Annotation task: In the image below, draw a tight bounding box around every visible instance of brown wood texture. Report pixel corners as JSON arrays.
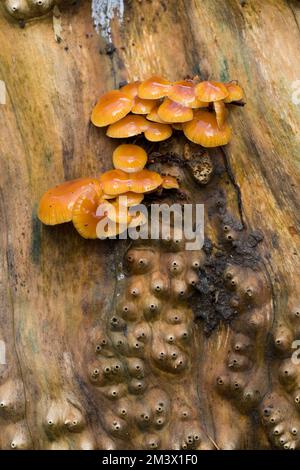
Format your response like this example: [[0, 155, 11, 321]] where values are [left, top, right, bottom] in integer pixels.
[[0, 0, 299, 450]]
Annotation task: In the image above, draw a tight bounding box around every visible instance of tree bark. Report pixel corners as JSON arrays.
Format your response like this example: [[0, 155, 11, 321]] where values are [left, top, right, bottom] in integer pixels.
[[0, 0, 299, 450]]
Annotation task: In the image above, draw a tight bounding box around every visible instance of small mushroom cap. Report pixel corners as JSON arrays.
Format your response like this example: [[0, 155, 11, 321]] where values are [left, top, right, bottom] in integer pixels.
[[106, 115, 149, 138], [100, 169, 162, 195], [121, 81, 157, 113], [161, 175, 179, 189], [183, 110, 231, 147], [112, 144, 147, 173], [157, 98, 193, 123], [168, 80, 207, 108], [132, 98, 157, 115], [38, 178, 102, 225], [144, 122, 172, 142], [130, 169, 163, 193], [99, 169, 131, 195], [224, 82, 244, 103], [121, 81, 141, 98], [147, 105, 171, 124], [195, 81, 229, 102], [118, 192, 144, 207], [72, 186, 104, 239], [91, 90, 133, 127], [213, 100, 228, 128], [138, 75, 172, 99]]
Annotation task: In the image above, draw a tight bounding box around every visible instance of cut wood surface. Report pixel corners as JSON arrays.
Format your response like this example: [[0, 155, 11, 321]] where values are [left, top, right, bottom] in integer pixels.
[[0, 0, 299, 449]]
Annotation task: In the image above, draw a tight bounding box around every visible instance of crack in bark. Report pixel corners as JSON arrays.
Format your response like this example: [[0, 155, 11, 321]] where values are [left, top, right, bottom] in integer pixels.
[[221, 147, 246, 230]]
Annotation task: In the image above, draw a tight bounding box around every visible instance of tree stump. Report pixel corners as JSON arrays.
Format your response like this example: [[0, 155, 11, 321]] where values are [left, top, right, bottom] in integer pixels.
[[0, 0, 299, 450]]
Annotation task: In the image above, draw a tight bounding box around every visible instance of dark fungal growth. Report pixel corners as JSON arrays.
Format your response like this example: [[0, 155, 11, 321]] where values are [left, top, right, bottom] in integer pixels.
[[190, 214, 264, 334]]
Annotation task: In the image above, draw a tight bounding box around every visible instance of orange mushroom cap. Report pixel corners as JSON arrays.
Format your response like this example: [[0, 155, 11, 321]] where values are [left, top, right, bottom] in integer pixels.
[[168, 80, 207, 108], [112, 144, 147, 173], [147, 105, 170, 124], [91, 90, 133, 127], [161, 175, 179, 189], [224, 82, 244, 103], [106, 114, 149, 138], [121, 81, 157, 114], [99, 169, 163, 195], [157, 98, 193, 123], [118, 192, 144, 207], [132, 97, 157, 115], [99, 169, 130, 195], [121, 81, 141, 98], [38, 178, 102, 225], [131, 170, 163, 193], [121, 81, 157, 113], [144, 122, 172, 142], [72, 186, 104, 239], [195, 81, 229, 102], [182, 110, 231, 147], [213, 100, 228, 128], [138, 75, 172, 100]]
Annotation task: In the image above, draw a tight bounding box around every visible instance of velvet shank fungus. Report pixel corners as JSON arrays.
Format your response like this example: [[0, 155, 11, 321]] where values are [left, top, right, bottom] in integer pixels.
[[146, 105, 172, 124], [121, 81, 157, 114], [91, 76, 243, 147], [224, 82, 244, 103], [91, 90, 133, 127], [112, 144, 147, 173], [138, 75, 172, 100], [99, 169, 163, 195], [168, 80, 206, 108], [183, 110, 231, 147], [106, 115, 149, 138], [118, 192, 144, 207], [38, 178, 102, 225], [72, 186, 104, 239], [157, 98, 193, 123], [38, 75, 244, 240], [161, 175, 180, 189], [213, 100, 228, 128], [120, 81, 141, 98], [144, 122, 172, 142], [195, 80, 229, 103]]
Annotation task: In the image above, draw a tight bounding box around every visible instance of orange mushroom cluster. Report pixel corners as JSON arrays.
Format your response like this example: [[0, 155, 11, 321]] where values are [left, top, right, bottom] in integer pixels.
[[91, 76, 243, 147], [38, 144, 179, 239]]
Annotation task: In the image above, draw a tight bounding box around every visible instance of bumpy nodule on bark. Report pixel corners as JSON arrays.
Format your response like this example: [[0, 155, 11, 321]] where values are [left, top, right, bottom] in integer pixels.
[[79, 141, 274, 450], [3, 0, 75, 21]]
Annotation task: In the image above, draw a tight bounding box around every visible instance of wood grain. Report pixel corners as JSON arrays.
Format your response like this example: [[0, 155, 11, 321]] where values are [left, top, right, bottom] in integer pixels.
[[0, 0, 299, 449]]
